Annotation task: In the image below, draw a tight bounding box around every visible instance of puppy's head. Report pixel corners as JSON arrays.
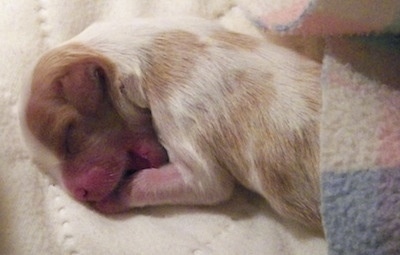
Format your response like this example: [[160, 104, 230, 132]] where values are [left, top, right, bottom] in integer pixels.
[[20, 43, 168, 205]]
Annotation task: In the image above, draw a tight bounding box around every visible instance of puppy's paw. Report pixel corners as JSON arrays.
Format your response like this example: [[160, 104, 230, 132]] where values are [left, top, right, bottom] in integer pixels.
[[94, 164, 190, 213], [93, 166, 178, 213]]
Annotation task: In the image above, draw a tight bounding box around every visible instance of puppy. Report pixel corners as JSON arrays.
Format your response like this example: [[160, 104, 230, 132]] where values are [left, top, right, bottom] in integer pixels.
[[20, 17, 322, 230]]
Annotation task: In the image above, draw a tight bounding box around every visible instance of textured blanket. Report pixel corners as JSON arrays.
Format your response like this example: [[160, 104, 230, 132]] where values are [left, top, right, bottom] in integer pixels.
[[0, 1, 327, 255], [240, 0, 400, 254]]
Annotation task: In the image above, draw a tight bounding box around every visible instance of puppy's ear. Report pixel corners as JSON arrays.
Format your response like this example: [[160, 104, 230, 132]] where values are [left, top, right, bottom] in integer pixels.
[[59, 62, 108, 116], [31, 43, 117, 116], [25, 44, 118, 155]]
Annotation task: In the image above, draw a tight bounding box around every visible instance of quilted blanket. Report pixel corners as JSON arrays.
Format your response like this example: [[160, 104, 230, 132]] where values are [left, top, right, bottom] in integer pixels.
[[240, 0, 400, 254], [1, 1, 326, 255]]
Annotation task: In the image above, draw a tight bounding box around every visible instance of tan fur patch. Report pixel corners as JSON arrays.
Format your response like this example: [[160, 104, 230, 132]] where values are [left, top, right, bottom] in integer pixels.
[[192, 66, 321, 228], [196, 69, 277, 177], [258, 119, 321, 225], [210, 30, 261, 51], [143, 30, 207, 94]]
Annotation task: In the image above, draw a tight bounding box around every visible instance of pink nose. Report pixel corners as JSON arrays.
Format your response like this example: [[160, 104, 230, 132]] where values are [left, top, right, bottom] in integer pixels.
[[74, 188, 89, 201], [72, 186, 114, 202], [64, 166, 123, 202], [66, 170, 119, 202]]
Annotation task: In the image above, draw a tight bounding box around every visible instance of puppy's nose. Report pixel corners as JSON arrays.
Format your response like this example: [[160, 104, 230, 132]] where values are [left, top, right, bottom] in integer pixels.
[[73, 187, 110, 202], [64, 165, 123, 202], [74, 188, 89, 201]]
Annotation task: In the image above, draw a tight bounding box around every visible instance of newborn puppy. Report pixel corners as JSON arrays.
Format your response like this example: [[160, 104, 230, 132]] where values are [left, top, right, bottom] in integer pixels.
[[20, 17, 321, 230]]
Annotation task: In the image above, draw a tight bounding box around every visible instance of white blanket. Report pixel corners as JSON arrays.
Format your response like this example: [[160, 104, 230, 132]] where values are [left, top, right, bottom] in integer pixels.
[[0, 1, 326, 254]]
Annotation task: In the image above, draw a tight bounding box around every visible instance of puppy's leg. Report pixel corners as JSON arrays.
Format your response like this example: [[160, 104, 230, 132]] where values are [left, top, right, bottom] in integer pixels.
[[95, 161, 235, 213]]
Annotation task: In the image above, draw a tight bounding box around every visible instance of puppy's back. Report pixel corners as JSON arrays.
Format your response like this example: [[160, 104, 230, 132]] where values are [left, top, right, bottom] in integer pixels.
[[134, 22, 322, 229]]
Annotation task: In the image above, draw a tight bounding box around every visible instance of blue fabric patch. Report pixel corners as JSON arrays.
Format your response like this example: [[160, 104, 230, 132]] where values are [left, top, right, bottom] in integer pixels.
[[322, 168, 400, 255]]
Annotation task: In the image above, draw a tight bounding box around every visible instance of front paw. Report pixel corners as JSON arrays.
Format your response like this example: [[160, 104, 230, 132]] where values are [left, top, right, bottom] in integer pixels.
[[94, 165, 185, 213], [91, 169, 154, 213]]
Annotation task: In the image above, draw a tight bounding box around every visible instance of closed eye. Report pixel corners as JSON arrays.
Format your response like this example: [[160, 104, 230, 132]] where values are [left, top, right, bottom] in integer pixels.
[[64, 122, 75, 156]]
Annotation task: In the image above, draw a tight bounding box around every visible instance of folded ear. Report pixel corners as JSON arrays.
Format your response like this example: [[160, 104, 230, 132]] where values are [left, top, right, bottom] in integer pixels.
[[31, 43, 117, 116], [60, 62, 107, 116]]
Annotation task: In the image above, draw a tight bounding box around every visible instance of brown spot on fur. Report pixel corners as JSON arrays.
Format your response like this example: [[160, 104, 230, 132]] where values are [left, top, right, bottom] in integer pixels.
[[256, 82, 321, 228], [25, 43, 117, 156], [258, 120, 321, 227], [193, 66, 321, 229], [211, 30, 261, 51], [196, 69, 277, 178], [142, 30, 207, 94]]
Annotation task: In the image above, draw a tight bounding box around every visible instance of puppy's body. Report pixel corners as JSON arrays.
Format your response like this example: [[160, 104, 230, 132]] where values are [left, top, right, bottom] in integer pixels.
[[21, 18, 321, 230]]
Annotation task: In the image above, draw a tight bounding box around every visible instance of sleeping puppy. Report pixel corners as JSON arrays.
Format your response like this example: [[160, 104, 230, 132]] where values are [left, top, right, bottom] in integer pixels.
[[20, 17, 322, 230]]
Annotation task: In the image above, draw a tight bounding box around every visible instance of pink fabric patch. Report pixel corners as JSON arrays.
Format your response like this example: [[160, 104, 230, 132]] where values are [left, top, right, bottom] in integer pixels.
[[367, 41, 400, 169], [376, 93, 400, 169]]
